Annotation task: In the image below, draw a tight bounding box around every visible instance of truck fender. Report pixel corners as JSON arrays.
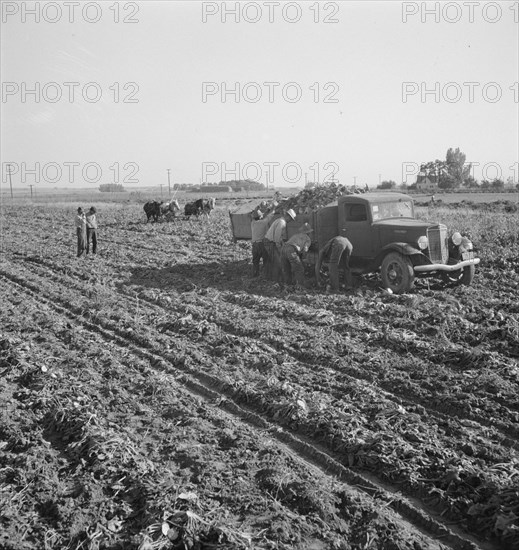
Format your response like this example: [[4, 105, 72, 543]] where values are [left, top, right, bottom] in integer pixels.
[[381, 242, 422, 256], [373, 243, 422, 269]]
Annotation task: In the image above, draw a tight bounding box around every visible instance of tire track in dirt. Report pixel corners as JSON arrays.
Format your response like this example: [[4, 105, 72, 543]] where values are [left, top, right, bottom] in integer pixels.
[[17, 254, 519, 458], [0, 264, 503, 550]]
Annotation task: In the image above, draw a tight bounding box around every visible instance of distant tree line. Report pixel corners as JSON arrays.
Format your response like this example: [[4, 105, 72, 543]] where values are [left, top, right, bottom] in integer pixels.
[[99, 183, 126, 192], [174, 179, 266, 193]]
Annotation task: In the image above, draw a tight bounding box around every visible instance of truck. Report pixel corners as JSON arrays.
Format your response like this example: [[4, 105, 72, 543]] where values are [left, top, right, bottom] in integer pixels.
[[230, 192, 480, 294]]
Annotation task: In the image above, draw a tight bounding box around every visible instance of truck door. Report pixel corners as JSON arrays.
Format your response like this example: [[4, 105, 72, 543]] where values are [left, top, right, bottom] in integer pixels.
[[339, 202, 376, 258]]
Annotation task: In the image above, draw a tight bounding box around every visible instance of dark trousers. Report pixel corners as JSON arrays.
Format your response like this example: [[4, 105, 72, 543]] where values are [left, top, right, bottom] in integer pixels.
[[86, 228, 97, 254], [263, 239, 281, 281], [77, 228, 86, 257], [328, 239, 353, 290], [281, 243, 305, 286], [252, 241, 268, 276]]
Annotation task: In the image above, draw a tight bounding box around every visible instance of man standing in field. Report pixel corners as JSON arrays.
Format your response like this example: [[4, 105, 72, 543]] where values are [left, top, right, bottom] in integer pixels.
[[316, 236, 354, 291], [86, 206, 98, 256], [263, 208, 296, 281], [75, 207, 87, 257], [250, 208, 274, 277], [281, 222, 313, 287]]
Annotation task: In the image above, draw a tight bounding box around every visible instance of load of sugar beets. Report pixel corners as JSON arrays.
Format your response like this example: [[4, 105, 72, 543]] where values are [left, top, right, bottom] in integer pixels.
[[274, 183, 363, 215]]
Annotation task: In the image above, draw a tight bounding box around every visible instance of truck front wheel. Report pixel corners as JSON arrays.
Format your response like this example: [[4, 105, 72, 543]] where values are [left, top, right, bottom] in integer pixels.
[[381, 252, 415, 294], [442, 264, 475, 286]]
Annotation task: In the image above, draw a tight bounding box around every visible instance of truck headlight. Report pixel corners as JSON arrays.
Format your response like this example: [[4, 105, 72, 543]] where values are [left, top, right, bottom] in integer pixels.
[[461, 236, 473, 250], [451, 232, 462, 246], [417, 236, 428, 250]]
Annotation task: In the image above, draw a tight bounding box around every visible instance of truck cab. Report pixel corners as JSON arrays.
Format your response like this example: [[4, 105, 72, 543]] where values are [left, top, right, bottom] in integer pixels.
[[339, 193, 421, 268]]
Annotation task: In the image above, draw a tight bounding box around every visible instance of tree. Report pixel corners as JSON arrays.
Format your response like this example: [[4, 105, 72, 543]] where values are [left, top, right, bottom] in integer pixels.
[[420, 148, 470, 190], [463, 176, 479, 189], [446, 148, 471, 187], [377, 180, 396, 190], [491, 178, 504, 191]]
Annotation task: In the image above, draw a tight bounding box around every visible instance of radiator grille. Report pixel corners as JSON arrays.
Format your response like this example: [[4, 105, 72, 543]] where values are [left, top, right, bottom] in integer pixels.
[[427, 225, 448, 264]]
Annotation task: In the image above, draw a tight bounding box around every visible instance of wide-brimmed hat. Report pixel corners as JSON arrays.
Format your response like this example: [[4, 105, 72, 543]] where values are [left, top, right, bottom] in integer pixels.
[[299, 222, 313, 234], [286, 208, 296, 220]]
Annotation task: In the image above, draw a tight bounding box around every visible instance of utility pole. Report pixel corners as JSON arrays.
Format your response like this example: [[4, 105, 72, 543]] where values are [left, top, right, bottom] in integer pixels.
[[7, 163, 13, 199], [167, 169, 171, 196], [353, 176, 357, 186], [379, 174, 381, 185], [159, 184, 164, 198], [29, 185, 34, 199]]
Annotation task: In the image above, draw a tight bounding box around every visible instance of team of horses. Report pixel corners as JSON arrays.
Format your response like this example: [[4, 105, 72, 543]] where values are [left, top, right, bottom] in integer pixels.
[[143, 197, 216, 223]]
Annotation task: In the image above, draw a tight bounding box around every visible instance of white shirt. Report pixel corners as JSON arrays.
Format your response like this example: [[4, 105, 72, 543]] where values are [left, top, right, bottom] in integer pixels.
[[264, 217, 287, 245], [75, 213, 86, 228]]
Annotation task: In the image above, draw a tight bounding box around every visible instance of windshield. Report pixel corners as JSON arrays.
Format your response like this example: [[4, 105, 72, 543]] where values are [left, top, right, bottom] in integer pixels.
[[371, 200, 414, 221]]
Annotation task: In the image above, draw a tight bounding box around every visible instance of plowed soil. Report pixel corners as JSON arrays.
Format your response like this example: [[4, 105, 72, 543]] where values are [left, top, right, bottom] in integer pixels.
[[0, 201, 518, 550]]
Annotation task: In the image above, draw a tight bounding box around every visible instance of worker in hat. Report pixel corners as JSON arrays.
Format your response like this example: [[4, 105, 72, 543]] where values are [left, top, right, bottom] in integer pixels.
[[316, 236, 354, 291], [281, 222, 313, 287], [263, 208, 296, 281]]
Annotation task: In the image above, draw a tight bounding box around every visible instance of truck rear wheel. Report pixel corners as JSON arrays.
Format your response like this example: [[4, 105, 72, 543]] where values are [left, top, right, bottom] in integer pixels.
[[381, 252, 415, 294]]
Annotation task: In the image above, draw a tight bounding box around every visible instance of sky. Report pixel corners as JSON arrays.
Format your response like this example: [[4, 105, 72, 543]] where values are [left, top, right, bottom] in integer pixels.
[[1, 0, 518, 189]]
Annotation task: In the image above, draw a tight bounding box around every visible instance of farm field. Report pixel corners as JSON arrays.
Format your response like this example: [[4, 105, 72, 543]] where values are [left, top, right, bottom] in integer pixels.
[[2, 188, 517, 206], [412, 192, 519, 205], [0, 199, 518, 550]]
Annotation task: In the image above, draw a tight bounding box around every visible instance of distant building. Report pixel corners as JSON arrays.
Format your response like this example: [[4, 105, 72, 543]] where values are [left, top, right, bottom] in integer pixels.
[[416, 175, 438, 193]]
